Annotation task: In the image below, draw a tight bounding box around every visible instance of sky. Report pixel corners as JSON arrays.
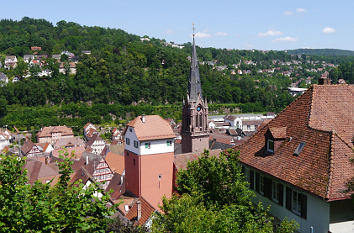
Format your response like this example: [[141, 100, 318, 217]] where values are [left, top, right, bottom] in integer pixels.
[[1, 0, 354, 50]]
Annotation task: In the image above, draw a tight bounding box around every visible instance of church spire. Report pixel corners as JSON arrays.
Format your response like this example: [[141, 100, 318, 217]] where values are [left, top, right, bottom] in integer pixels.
[[188, 24, 202, 102]]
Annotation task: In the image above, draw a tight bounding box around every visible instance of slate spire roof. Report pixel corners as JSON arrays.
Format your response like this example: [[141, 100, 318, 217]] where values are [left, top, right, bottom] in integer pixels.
[[188, 35, 202, 102]]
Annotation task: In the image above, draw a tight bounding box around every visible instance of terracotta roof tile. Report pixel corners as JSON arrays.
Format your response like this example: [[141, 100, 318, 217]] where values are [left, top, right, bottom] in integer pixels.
[[268, 126, 287, 139], [37, 126, 73, 138], [125, 196, 156, 226], [174, 149, 222, 170], [126, 115, 176, 141], [233, 85, 354, 201], [105, 152, 125, 175]]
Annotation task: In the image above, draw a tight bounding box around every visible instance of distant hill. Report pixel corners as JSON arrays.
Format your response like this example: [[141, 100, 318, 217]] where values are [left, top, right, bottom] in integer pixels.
[[287, 49, 354, 57]]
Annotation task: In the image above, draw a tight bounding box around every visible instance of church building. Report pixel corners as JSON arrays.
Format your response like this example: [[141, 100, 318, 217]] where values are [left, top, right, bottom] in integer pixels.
[[181, 35, 209, 153]]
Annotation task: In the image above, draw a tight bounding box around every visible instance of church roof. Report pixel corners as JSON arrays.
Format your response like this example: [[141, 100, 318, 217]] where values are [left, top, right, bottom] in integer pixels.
[[188, 36, 202, 101]]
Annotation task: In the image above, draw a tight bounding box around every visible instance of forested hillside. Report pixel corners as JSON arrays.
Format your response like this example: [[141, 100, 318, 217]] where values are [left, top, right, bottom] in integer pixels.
[[0, 17, 351, 130]]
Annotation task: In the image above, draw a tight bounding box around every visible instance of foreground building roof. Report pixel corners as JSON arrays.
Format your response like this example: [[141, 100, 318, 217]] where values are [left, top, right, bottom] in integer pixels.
[[233, 84, 353, 201]]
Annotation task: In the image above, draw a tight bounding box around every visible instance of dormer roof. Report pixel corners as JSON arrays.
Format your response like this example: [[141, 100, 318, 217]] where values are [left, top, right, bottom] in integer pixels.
[[268, 126, 287, 139]]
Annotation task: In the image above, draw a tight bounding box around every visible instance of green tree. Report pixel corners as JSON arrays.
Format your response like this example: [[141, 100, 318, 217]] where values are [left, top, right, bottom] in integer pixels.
[[0, 153, 115, 232], [0, 97, 7, 118], [152, 150, 298, 233]]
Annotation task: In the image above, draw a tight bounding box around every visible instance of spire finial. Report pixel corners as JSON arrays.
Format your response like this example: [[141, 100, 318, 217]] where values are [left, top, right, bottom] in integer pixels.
[[192, 23, 195, 38]]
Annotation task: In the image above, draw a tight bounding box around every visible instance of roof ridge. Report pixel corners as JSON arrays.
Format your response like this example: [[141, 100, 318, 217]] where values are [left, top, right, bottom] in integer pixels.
[[326, 132, 335, 200], [234, 86, 315, 150], [333, 131, 353, 149]]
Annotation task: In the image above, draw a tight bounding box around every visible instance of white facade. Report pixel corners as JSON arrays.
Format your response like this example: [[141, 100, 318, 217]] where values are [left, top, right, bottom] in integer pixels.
[[0, 134, 10, 150], [125, 126, 174, 155], [91, 140, 105, 155], [243, 166, 353, 233], [225, 117, 242, 128]]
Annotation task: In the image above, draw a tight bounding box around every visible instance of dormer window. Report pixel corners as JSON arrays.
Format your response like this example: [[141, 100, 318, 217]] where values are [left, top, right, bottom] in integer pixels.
[[267, 139, 274, 153]]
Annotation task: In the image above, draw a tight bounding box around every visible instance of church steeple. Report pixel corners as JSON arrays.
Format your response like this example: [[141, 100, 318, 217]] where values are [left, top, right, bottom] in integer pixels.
[[188, 29, 202, 101], [181, 25, 209, 154]]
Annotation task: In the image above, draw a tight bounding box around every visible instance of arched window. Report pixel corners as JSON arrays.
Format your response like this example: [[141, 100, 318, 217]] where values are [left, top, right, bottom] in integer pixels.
[[199, 114, 203, 127]]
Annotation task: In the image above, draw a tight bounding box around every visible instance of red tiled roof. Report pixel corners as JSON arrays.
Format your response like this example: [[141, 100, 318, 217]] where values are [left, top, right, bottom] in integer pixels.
[[125, 196, 156, 226], [105, 152, 124, 175], [268, 126, 287, 139], [37, 126, 73, 138], [233, 85, 354, 201], [174, 149, 222, 170], [126, 115, 176, 141]]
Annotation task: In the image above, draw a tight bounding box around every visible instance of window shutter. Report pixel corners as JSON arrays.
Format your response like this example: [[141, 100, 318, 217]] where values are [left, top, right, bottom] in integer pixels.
[[286, 187, 292, 210], [263, 177, 272, 198], [255, 173, 260, 192], [249, 170, 254, 189], [277, 183, 284, 206], [300, 194, 307, 219]]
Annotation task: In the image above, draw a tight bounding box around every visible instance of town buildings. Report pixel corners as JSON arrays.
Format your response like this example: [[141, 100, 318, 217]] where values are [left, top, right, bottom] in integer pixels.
[[37, 126, 74, 144], [234, 84, 354, 233]]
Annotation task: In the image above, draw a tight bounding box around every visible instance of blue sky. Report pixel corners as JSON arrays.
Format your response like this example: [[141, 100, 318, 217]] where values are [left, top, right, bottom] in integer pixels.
[[2, 0, 354, 50]]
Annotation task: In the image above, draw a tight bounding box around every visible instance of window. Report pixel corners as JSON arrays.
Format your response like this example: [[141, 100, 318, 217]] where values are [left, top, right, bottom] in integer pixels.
[[286, 187, 307, 219], [293, 142, 305, 156], [272, 181, 283, 205], [166, 140, 172, 146], [255, 173, 264, 194], [129, 128, 132, 132], [260, 175, 264, 195], [133, 159, 136, 166], [145, 142, 151, 149], [247, 125, 251, 130], [126, 138, 130, 145], [249, 170, 254, 190], [134, 140, 139, 148], [267, 139, 274, 152], [272, 181, 278, 202]]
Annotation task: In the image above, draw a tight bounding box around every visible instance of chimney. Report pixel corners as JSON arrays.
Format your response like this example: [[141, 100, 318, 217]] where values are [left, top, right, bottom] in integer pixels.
[[319, 72, 331, 85], [141, 115, 145, 123], [137, 200, 141, 221], [45, 156, 48, 165]]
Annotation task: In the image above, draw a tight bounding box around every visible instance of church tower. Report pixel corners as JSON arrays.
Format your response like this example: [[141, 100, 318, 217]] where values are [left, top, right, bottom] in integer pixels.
[[181, 33, 209, 153]]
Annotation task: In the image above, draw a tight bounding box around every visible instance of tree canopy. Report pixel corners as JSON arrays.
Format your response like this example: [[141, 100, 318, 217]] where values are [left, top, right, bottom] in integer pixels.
[[0, 153, 114, 232], [152, 150, 298, 233]]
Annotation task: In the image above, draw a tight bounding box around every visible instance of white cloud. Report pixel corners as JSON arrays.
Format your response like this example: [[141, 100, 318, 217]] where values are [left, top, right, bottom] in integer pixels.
[[322, 27, 336, 34], [273, 36, 297, 42], [215, 32, 228, 36], [296, 8, 306, 13], [165, 29, 174, 35], [258, 29, 282, 37], [194, 32, 211, 38], [283, 11, 294, 16]]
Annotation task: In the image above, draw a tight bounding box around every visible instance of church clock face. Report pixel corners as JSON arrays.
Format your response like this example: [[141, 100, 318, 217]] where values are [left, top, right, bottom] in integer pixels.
[[197, 106, 201, 111]]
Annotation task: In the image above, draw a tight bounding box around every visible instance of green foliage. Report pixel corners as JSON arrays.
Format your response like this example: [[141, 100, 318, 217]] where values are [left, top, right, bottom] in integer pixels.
[[107, 216, 148, 233], [0, 153, 115, 232], [0, 97, 7, 118], [152, 150, 298, 233], [330, 62, 354, 84]]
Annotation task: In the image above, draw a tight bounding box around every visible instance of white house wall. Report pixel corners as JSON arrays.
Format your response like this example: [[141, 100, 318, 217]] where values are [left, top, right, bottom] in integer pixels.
[[244, 167, 330, 233], [140, 139, 174, 155], [125, 126, 140, 155]]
